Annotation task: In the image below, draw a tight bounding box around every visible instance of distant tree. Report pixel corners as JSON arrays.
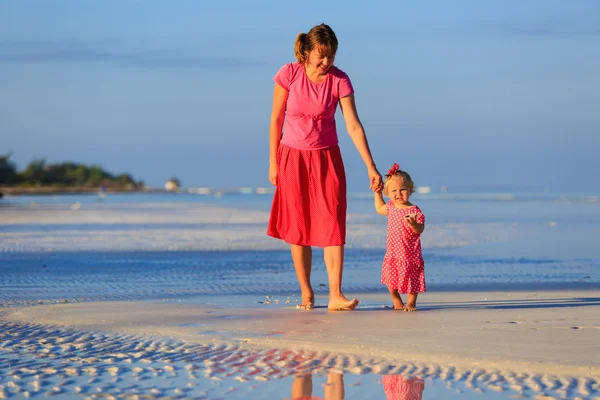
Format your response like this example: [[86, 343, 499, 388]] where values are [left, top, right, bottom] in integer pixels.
[[45, 162, 78, 185], [115, 173, 136, 187], [68, 164, 87, 185], [4, 157, 141, 189], [21, 159, 47, 185], [87, 165, 111, 186], [0, 153, 21, 184]]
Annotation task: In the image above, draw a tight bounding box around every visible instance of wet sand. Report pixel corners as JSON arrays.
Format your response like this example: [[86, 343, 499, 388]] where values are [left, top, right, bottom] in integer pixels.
[[3, 290, 599, 398]]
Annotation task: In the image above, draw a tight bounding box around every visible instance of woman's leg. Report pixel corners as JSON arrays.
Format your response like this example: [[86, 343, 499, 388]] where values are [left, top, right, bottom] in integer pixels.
[[324, 245, 358, 310], [291, 244, 314, 309], [291, 373, 313, 399], [324, 371, 345, 400]]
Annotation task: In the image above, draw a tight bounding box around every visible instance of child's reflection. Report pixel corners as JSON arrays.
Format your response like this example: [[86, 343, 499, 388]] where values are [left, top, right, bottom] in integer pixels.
[[382, 375, 425, 400], [290, 371, 344, 400], [289, 372, 424, 400]]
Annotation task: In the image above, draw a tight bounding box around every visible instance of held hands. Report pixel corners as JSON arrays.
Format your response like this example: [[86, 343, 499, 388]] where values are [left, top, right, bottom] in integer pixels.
[[369, 167, 383, 193], [269, 163, 278, 186]]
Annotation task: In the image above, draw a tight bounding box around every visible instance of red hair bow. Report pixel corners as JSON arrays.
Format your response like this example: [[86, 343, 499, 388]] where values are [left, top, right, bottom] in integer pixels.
[[387, 163, 400, 175]]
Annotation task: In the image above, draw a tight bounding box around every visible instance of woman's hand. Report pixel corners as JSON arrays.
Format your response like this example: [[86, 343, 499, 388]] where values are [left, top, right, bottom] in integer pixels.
[[269, 163, 278, 186], [369, 167, 383, 192]]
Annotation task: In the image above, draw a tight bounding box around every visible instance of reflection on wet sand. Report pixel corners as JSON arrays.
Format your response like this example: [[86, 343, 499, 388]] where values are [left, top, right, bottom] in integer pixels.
[[286, 372, 424, 400], [382, 375, 425, 400], [289, 371, 344, 400]]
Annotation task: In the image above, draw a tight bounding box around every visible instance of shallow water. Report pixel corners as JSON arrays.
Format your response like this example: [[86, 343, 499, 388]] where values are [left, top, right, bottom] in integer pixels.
[[1, 191, 599, 399], [1, 318, 592, 399]]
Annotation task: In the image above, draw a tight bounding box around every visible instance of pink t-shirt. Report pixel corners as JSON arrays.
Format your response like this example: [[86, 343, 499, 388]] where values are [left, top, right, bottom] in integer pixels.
[[274, 62, 354, 150]]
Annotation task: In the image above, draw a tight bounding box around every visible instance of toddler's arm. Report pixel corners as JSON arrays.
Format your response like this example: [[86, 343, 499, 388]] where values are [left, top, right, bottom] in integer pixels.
[[405, 215, 425, 234], [374, 191, 388, 215]]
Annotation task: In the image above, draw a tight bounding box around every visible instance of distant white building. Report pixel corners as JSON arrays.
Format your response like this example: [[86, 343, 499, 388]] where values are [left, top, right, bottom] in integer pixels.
[[165, 178, 180, 192]]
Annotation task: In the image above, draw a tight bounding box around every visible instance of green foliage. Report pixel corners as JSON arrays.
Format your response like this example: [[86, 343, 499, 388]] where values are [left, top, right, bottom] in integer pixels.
[[87, 165, 110, 186], [0, 154, 141, 188], [115, 173, 136, 187], [21, 159, 47, 184], [0, 153, 21, 184]]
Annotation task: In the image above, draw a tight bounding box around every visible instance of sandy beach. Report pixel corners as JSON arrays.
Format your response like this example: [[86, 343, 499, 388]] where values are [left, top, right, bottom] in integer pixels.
[[1, 194, 599, 399], [2, 290, 599, 399]]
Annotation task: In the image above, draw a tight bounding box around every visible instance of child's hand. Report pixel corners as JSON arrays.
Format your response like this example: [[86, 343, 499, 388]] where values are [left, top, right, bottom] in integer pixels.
[[369, 167, 383, 192], [404, 214, 418, 226]]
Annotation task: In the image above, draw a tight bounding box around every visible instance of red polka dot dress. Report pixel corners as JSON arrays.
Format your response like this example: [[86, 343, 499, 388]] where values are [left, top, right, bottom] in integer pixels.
[[382, 375, 425, 400], [382, 201, 426, 293]]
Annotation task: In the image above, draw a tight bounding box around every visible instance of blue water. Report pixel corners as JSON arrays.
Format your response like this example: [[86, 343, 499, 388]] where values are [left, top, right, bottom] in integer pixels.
[[1, 191, 599, 307], [1, 191, 600, 400]]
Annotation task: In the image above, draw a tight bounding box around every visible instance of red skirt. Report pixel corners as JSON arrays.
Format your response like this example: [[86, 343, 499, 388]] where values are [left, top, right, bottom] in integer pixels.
[[267, 144, 346, 247]]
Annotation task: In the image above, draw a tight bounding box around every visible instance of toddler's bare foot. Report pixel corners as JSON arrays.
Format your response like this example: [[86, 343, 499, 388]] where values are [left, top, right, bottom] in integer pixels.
[[404, 293, 419, 312], [388, 288, 405, 311], [391, 297, 405, 311], [328, 296, 358, 311]]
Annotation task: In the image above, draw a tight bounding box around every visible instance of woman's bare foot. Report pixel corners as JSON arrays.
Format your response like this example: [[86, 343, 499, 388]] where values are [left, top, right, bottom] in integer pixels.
[[404, 304, 417, 312], [327, 296, 359, 311], [297, 292, 315, 310]]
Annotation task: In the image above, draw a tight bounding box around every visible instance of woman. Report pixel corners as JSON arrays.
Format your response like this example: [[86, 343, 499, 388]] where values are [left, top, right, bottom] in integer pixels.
[[267, 23, 382, 311]]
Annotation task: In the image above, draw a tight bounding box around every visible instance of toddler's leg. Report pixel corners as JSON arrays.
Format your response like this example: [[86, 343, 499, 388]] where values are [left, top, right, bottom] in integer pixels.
[[387, 286, 405, 311], [404, 293, 419, 312]]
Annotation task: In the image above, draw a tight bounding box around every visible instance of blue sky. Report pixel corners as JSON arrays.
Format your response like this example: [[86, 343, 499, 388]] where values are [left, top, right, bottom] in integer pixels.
[[1, 0, 599, 192]]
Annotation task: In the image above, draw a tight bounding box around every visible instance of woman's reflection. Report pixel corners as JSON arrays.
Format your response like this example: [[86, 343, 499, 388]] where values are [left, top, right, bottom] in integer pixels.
[[291, 371, 344, 400]]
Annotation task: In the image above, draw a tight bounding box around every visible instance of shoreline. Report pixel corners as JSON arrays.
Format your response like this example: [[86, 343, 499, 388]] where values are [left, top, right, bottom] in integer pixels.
[[5, 290, 599, 380], [2, 289, 599, 398], [0, 186, 151, 196]]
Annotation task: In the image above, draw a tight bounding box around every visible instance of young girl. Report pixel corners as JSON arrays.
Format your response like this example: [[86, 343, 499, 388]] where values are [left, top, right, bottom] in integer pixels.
[[374, 163, 426, 311]]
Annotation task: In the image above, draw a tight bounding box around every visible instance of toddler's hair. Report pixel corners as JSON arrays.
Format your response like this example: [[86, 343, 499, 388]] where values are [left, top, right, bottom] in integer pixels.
[[383, 163, 415, 197], [294, 23, 338, 64]]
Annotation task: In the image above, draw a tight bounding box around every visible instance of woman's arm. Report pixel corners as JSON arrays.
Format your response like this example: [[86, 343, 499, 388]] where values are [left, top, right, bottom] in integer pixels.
[[339, 94, 382, 191], [269, 83, 289, 186]]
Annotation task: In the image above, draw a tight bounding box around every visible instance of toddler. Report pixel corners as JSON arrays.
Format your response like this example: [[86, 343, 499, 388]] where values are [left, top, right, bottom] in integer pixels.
[[374, 163, 426, 311]]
